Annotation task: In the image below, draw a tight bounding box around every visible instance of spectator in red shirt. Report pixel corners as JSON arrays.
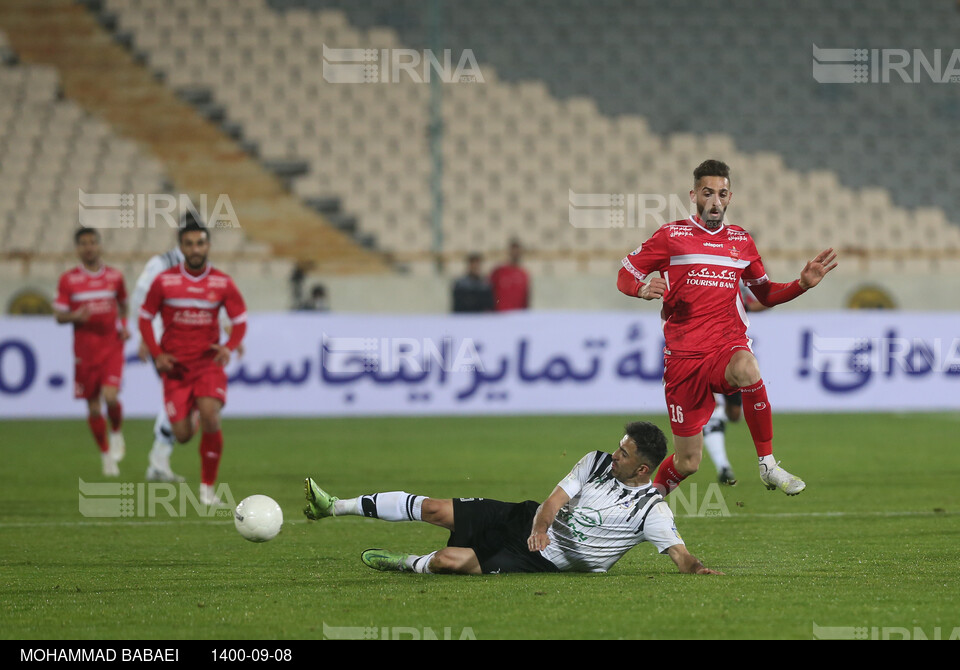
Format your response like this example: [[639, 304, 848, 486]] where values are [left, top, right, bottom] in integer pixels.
[[489, 239, 530, 311]]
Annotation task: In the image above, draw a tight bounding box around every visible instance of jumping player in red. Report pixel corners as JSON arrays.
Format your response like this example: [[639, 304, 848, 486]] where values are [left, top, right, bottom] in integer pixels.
[[617, 159, 837, 496], [54, 227, 129, 476], [138, 220, 247, 505]]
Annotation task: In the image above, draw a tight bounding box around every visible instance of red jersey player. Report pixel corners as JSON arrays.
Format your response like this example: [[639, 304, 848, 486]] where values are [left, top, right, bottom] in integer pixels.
[[617, 159, 837, 496], [489, 239, 530, 311], [138, 220, 247, 505], [54, 227, 129, 476]]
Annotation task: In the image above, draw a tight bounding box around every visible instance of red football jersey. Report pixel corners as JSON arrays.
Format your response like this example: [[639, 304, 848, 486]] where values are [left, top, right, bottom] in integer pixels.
[[489, 264, 530, 311], [620, 216, 769, 357], [53, 265, 127, 363], [139, 264, 247, 365]]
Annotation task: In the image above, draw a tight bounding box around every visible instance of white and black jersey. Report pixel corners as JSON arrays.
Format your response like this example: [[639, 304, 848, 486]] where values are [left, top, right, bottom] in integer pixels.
[[130, 247, 185, 334], [541, 451, 684, 573]]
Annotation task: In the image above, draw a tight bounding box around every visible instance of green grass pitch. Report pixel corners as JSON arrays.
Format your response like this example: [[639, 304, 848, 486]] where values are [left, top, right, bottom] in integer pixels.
[[2, 413, 959, 640]]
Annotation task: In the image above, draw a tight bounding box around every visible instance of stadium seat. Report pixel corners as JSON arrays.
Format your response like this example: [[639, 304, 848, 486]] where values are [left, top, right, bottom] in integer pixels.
[[6, 2, 958, 282]]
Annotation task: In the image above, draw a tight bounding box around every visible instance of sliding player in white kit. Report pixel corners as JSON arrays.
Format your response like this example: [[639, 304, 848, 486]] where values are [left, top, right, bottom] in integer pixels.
[[302, 421, 722, 576]]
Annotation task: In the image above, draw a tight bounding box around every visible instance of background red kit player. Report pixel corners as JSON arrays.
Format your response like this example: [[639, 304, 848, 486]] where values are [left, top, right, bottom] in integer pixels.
[[138, 219, 247, 505], [617, 159, 837, 496], [490, 238, 530, 311], [53, 227, 129, 476]]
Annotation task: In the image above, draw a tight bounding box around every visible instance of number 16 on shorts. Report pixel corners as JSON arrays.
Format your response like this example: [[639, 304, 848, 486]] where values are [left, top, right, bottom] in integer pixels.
[[669, 404, 684, 424]]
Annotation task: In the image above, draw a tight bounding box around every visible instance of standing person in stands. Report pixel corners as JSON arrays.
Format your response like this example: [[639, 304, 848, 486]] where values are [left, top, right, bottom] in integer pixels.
[[490, 239, 530, 311], [452, 253, 495, 313]]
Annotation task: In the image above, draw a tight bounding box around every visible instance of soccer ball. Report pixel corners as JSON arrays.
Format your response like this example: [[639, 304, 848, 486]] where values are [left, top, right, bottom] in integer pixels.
[[234, 495, 283, 542]]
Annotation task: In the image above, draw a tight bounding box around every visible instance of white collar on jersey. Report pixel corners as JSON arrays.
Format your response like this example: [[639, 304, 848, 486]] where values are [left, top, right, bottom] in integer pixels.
[[615, 479, 654, 493], [179, 262, 212, 282], [689, 214, 726, 236], [78, 263, 106, 278]]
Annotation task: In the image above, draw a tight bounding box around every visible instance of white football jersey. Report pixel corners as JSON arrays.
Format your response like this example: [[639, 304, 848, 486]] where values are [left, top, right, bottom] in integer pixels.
[[541, 451, 684, 573], [130, 248, 185, 340]]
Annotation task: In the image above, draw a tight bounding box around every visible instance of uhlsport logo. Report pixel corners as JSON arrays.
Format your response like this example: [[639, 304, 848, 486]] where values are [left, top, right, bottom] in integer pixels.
[[322, 45, 484, 84], [78, 190, 240, 229], [813, 44, 960, 84]]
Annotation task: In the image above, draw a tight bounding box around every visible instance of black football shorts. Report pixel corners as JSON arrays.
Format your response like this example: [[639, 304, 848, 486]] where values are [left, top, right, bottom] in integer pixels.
[[447, 498, 561, 574]]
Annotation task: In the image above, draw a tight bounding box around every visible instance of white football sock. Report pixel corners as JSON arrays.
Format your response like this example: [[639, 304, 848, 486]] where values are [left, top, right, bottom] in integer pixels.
[[332, 498, 360, 516], [334, 492, 425, 522], [153, 412, 176, 447], [703, 416, 731, 470], [405, 552, 437, 574]]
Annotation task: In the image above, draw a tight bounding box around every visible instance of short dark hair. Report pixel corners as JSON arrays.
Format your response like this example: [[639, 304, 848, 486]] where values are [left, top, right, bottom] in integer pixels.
[[178, 211, 209, 243], [693, 159, 731, 187], [74, 227, 99, 244], [623, 421, 668, 470]]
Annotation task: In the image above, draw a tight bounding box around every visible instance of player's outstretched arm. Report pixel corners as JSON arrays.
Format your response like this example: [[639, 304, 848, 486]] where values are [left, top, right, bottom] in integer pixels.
[[748, 247, 839, 307], [799, 247, 839, 290], [666, 544, 724, 575], [527, 486, 570, 552]]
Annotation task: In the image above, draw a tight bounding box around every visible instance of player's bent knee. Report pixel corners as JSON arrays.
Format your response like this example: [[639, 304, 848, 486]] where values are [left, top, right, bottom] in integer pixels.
[[727, 352, 761, 388], [171, 422, 193, 444]]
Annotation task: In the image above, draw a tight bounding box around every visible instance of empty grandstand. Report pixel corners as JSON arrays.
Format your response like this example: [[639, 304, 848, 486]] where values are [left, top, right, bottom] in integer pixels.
[[1, 0, 958, 311]]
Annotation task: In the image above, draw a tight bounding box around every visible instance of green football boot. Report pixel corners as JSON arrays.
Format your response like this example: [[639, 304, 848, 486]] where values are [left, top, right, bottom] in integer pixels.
[[360, 548, 411, 573], [303, 478, 338, 520]]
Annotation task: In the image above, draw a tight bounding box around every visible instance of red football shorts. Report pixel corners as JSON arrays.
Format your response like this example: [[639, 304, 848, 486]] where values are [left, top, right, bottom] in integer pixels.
[[74, 346, 124, 400], [662, 344, 751, 437], [162, 361, 228, 424]]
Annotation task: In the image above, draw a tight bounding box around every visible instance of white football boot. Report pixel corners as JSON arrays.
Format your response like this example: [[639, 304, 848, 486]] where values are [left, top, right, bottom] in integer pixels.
[[759, 460, 806, 496], [199, 484, 223, 506], [108, 431, 126, 463], [145, 439, 185, 483], [101, 452, 120, 477]]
